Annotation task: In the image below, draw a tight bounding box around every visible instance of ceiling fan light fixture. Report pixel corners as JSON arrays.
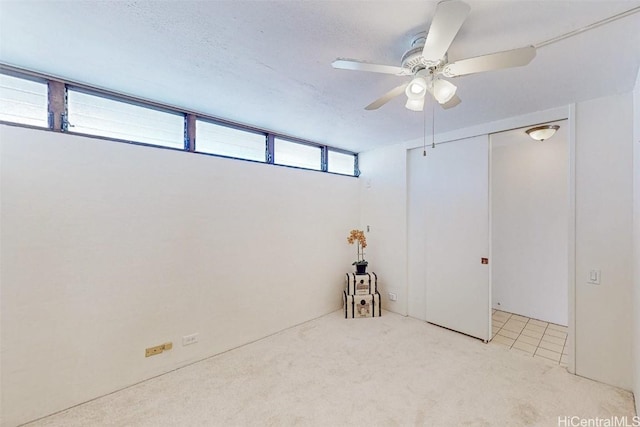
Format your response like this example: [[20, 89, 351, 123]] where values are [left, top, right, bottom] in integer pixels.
[[405, 97, 425, 112], [432, 78, 457, 104], [410, 77, 427, 95], [405, 77, 428, 99], [410, 84, 424, 94], [526, 125, 560, 141]]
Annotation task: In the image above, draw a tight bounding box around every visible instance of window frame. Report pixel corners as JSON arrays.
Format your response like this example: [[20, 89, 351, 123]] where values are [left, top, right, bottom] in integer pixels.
[[0, 66, 359, 177], [273, 136, 324, 172], [327, 148, 358, 176], [0, 70, 50, 129], [194, 117, 268, 163], [65, 86, 187, 150]]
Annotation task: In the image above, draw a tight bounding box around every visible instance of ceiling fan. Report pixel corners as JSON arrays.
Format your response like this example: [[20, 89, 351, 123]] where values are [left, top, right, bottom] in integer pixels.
[[332, 0, 536, 112]]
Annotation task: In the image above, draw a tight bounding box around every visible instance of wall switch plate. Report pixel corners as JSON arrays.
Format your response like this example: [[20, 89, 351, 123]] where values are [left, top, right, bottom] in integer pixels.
[[587, 269, 601, 285], [182, 333, 199, 346], [388, 292, 397, 301]]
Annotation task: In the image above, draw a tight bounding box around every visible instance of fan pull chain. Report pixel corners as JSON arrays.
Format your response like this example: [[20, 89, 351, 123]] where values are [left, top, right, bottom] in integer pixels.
[[423, 101, 427, 157], [432, 99, 436, 149]]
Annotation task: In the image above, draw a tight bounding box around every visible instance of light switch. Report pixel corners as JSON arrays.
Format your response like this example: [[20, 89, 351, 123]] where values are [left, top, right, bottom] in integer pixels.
[[587, 270, 601, 285]]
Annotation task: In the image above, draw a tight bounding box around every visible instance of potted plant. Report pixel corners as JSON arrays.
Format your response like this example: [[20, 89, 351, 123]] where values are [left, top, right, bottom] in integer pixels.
[[347, 229, 368, 274]]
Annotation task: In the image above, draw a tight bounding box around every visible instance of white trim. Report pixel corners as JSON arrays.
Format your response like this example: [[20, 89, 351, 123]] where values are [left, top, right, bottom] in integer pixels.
[[403, 148, 411, 317], [488, 135, 493, 343], [567, 103, 577, 375]]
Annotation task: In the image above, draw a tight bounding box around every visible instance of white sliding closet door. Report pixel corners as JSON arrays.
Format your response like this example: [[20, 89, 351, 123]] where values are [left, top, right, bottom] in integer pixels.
[[408, 135, 491, 341]]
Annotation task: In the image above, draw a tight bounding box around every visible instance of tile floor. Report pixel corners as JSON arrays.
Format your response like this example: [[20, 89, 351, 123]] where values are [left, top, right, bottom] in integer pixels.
[[491, 309, 568, 367]]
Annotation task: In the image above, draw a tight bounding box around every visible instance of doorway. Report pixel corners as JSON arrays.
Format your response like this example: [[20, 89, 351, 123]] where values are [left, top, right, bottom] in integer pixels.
[[489, 120, 570, 365]]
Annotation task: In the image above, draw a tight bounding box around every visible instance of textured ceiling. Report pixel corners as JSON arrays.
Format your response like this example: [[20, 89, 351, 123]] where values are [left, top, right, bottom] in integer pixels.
[[1, 1, 639, 152]]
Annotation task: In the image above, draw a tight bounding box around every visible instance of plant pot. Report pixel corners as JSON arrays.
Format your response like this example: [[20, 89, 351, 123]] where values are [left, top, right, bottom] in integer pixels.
[[355, 264, 367, 274]]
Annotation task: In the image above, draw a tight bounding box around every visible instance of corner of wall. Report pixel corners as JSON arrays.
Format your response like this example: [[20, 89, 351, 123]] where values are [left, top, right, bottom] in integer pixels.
[[358, 143, 409, 316]]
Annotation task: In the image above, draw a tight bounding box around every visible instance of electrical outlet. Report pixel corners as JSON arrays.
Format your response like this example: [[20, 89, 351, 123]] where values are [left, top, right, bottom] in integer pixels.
[[145, 342, 172, 357], [182, 333, 199, 346], [388, 292, 397, 301]]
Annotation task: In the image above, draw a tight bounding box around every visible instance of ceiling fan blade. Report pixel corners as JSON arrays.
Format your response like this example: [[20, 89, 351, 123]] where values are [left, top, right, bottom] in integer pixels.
[[440, 94, 461, 109], [365, 83, 409, 110], [422, 0, 471, 62], [443, 46, 536, 77], [332, 59, 408, 76]]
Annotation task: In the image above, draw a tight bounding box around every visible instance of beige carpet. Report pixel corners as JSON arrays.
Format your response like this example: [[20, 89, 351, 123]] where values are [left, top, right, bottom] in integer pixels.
[[26, 310, 634, 426]]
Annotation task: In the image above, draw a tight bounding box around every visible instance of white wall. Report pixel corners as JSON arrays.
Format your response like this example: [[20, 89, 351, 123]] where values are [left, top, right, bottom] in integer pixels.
[[490, 122, 569, 326], [358, 144, 408, 315], [574, 92, 634, 390], [0, 125, 360, 427], [632, 67, 640, 414]]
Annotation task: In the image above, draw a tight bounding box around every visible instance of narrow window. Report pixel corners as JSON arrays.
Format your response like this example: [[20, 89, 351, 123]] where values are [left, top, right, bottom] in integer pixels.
[[195, 120, 266, 162], [328, 150, 356, 176], [66, 89, 184, 149], [0, 73, 48, 127], [274, 138, 321, 171]]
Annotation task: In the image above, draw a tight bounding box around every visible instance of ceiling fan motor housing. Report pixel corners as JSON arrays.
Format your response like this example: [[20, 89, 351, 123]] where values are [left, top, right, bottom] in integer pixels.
[[401, 32, 444, 74]]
